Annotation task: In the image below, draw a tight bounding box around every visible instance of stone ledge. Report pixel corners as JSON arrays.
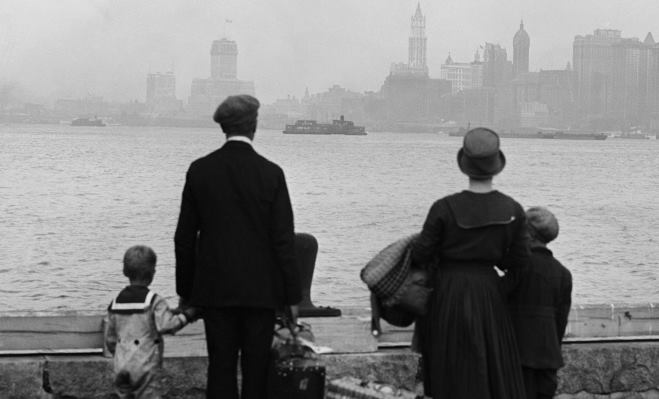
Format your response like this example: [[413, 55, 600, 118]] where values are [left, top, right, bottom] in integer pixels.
[[0, 357, 47, 399], [3, 342, 659, 398], [44, 355, 114, 398], [559, 342, 659, 394], [555, 390, 659, 399]]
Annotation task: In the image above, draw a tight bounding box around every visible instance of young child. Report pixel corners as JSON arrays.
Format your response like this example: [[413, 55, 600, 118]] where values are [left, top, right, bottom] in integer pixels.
[[104, 245, 196, 398], [507, 207, 573, 399]]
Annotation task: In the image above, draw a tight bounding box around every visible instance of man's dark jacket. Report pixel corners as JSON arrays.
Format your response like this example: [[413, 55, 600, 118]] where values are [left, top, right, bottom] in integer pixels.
[[507, 244, 572, 369], [174, 140, 301, 309]]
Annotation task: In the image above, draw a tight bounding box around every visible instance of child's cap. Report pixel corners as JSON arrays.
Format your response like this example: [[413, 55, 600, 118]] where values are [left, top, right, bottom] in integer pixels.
[[526, 207, 559, 244]]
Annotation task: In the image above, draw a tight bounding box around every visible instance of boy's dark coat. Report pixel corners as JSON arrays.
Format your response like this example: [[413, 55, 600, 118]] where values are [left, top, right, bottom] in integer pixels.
[[508, 245, 572, 369]]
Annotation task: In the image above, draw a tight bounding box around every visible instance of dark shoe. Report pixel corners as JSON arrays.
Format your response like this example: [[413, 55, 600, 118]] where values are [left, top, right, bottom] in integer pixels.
[[299, 305, 341, 317]]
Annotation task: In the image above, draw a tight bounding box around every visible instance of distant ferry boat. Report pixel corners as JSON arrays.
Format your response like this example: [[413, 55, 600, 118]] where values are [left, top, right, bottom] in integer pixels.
[[283, 116, 366, 135], [449, 128, 606, 140], [71, 117, 105, 127]]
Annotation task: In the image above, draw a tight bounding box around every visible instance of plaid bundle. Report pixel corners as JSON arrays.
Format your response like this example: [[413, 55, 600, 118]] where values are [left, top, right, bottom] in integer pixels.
[[360, 234, 419, 301]]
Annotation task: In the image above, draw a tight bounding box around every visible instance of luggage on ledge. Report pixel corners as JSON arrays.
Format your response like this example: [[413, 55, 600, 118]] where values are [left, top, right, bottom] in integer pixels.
[[267, 317, 326, 399], [267, 356, 326, 399]]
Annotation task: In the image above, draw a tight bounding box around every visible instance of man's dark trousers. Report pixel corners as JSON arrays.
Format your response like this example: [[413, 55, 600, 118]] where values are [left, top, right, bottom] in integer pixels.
[[203, 307, 275, 399]]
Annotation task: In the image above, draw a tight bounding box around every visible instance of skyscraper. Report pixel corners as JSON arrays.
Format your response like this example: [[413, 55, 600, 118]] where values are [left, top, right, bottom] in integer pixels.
[[390, 2, 428, 76], [188, 37, 255, 117], [573, 29, 621, 119], [408, 3, 427, 74], [513, 21, 530, 76], [381, 2, 451, 124], [211, 39, 238, 80], [639, 33, 659, 126], [573, 29, 659, 125], [482, 43, 513, 87], [146, 72, 181, 114], [146, 72, 176, 103]]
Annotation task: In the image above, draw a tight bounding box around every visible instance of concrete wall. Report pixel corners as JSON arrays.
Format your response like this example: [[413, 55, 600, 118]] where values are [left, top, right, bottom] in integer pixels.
[[3, 342, 659, 398]]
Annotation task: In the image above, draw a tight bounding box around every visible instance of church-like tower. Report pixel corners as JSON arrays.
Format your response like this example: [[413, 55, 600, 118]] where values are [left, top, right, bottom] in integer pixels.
[[513, 20, 530, 76], [408, 3, 427, 73]]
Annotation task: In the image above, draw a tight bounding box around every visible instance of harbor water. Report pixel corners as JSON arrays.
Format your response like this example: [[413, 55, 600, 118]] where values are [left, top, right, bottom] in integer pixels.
[[1, 124, 658, 311]]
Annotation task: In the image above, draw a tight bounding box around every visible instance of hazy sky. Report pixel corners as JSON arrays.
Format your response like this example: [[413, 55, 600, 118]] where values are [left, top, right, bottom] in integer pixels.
[[2, 0, 657, 104]]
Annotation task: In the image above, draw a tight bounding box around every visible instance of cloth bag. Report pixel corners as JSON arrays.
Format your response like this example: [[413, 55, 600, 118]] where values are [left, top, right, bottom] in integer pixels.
[[361, 234, 418, 299], [271, 318, 316, 360], [361, 234, 433, 329]]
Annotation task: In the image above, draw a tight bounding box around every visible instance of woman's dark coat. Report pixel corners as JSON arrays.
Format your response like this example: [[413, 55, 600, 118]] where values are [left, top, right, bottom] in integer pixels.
[[412, 190, 529, 399]]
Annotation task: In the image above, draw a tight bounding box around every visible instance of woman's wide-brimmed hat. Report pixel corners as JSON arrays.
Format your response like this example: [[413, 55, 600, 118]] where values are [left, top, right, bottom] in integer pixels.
[[457, 127, 506, 179]]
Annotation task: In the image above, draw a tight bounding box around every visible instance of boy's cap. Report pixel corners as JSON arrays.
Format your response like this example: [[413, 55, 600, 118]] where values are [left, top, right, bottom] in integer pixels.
[[526, 206, 559, 243]]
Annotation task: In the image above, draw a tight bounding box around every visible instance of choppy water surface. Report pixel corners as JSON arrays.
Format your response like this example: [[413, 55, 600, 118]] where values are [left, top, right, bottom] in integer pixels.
[[1, 124, 658, 311]]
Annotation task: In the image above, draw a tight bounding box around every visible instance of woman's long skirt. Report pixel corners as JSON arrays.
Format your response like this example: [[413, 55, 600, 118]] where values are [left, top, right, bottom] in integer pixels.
[[418, 265, 525, 399]]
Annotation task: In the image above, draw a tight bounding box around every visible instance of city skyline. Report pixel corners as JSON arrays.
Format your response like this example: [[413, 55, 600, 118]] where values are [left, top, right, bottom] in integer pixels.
[[2, 0, 658, 103]]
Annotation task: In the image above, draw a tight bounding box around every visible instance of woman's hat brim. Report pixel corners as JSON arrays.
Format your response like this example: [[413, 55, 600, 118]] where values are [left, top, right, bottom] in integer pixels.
[[457, 148, 506, 179]]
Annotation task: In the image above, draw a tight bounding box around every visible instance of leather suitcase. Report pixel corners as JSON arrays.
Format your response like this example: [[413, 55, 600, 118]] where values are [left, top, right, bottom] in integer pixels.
[[267, 356, 326, 399]]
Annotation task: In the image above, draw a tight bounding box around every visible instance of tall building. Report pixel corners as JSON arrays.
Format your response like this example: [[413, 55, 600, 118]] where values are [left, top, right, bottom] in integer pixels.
[[408, 3, 427, 74], [379, 3, 452, 124], [639, 33, 659, 126], [440, 52, 484, 94], [376, 2, 452, 126], [482, 43, 513, 87], [573, 29, 659, 126], [390, 3, 428, 76], [146, 72, 175, 102], [573, 29, 621, 119], [211, 39, 237, 80], [610, 37, 642, 122], [188, 38, 255, 117], [513, 21, 530, 76], [146, 72, 181, 115]]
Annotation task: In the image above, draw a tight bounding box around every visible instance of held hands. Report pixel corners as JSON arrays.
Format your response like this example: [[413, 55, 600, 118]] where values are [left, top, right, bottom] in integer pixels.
[[176, 297, 202, 323]]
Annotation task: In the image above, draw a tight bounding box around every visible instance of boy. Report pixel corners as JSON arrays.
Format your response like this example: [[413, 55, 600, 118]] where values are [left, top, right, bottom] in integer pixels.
[[104, 245, 196, 398], [508, 207, 573, 399]]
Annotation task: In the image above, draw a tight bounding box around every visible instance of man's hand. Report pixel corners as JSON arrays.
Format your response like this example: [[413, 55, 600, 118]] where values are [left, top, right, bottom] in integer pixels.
[[178, 297, 190, 309], [177, 297, 201, 322], [183, 306, 201, 323]]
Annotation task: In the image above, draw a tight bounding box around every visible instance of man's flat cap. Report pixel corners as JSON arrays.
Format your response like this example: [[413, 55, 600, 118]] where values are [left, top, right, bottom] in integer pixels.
[[213, 95, 260, 133]]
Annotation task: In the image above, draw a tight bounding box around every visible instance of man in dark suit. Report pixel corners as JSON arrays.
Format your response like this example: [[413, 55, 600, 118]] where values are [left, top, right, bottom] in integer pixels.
[[174, 94, 301, 399], [507, 207, 572, 399]]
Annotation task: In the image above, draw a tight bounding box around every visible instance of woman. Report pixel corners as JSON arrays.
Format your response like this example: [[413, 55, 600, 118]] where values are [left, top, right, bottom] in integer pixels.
[[412, 127, 529, 398]]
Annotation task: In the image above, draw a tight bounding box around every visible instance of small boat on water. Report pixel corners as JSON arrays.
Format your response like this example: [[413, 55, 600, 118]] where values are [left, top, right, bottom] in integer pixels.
[[71, 117, 105, 127], [283, 116, 366, 135]]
